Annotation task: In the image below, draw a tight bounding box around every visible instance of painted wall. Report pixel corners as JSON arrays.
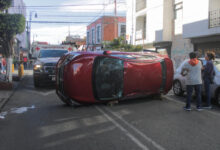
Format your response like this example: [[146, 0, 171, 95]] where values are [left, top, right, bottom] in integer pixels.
[[183, 0, 220, 38], [210, 0, 220, 11], [171, 35, 193, 69]]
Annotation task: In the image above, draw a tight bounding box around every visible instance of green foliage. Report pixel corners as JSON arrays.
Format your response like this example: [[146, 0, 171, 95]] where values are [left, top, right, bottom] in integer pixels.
[[103, 36, 143, 52], [0, 14, 26, 56], [0, 14, 26, 36], [0, 0, 12, 12]]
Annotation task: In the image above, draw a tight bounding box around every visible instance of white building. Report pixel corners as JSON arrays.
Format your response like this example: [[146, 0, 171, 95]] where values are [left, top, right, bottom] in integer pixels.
[[8, 0, 27, 49], [126, 0, 220, 68]]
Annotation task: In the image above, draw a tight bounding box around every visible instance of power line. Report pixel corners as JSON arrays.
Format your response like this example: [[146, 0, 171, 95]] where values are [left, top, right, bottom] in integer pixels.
[[30, 21, 91, 24], [11, 2, 125, 8]]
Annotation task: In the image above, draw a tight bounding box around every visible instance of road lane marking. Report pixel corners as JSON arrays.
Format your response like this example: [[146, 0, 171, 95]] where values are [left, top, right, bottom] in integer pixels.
[[163, 96, 185, 105], [23, 89, 55, 96], [44, 126, 116, 148], [95, 106, 149, 150], [103, 107, 166, 150]]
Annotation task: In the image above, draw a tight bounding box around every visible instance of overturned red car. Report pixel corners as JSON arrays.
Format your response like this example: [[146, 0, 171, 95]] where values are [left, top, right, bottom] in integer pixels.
[[56, 51, 173, 105]]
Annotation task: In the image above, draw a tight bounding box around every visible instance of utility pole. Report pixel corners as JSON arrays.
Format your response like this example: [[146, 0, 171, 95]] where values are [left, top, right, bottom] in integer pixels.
[[131, 0, 134, 45], [114, 0, 117, 39]]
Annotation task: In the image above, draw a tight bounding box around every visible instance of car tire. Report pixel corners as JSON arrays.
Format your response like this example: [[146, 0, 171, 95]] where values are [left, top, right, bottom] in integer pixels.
[[173, 80, 184, 96], [215, 89, 220, 106], [34, 78, 40, 88]]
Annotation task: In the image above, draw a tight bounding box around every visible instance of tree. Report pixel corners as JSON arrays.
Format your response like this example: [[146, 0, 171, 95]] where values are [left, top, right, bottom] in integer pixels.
[[0, 0, 26, 82], [0, 0, 12, 11], [103, 36, 143, 52], [0, 14, 25, 57]]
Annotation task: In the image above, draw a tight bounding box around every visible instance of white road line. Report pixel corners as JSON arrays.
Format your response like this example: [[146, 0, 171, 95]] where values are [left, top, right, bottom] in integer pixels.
[[23, 89, 55, 96], [95, 106, 149, 150], [104, 107, 166, 150], [163, 96, 185, 105], [42, 90, 55, 96]]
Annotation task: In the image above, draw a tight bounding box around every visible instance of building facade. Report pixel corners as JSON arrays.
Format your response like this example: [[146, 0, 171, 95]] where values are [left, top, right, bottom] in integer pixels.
[[126, 0, 220, 68], [86, 16, 126, 51], [8, 0, 27, 50]]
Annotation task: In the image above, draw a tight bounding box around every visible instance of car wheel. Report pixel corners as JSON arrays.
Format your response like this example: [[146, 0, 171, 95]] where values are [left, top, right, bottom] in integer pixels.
[[215, 89, 220, 106], [34, 78, 40, 87], [173, 80, 184, 96]]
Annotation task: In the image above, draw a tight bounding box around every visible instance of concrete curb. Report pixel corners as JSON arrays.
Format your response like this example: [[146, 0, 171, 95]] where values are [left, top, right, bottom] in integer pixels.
[[0, 76, 25, 112]]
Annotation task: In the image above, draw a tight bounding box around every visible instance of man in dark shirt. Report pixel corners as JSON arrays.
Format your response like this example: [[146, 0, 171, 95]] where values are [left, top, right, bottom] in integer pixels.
[[203, 51, 215, 109]]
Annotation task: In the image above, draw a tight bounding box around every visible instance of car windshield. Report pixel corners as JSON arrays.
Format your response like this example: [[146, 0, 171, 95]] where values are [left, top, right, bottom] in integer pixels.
[[39, 50, 68, 58]]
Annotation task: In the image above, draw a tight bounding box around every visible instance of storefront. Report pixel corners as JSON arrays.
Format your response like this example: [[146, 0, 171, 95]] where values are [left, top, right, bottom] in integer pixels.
[[192, 35, 220, 58]]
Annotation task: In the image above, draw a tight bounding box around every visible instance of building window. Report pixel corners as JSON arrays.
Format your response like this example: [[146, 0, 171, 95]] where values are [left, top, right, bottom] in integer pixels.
[[120, 24, 126, 37], [92, 29, 95, 44], [96, 25, 101, 44], [209, 10, 220, 28], [174, 2, 183, 20], [87, 32, 90, 44], [135, 15, 146, 40]]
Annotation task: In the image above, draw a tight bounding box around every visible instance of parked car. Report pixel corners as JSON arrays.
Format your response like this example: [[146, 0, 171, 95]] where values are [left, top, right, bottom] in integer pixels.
[[56, 51, 174, 105], [33, 49, 68, 87], [173, 58, 220, 105]]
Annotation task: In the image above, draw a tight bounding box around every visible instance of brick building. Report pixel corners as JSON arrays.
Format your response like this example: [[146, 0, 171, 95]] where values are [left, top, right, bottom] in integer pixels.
[[86, 16, 126, 51]]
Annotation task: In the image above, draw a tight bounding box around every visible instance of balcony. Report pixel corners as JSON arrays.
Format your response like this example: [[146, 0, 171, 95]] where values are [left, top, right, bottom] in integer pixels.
[[209, 9, 220, 28], [136, 0, 146, 12]]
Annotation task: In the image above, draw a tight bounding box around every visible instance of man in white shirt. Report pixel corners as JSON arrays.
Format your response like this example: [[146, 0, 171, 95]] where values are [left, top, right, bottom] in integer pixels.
[[181, 52, 202, 111]]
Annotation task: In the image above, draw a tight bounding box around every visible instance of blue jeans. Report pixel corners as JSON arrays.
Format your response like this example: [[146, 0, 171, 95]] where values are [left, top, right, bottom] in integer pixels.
[[186, 84, 202, 108], [204, 78, 211, 106]]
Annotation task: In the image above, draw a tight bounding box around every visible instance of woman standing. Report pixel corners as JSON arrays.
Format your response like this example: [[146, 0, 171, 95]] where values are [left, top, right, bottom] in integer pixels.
[[203, 51, 215, 109]]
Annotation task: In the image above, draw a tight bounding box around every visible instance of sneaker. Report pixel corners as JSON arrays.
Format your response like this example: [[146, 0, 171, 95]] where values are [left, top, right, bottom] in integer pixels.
[[196, 107, 203, 111], [202, 105, 212, 109], [184, 106, 191, 111]]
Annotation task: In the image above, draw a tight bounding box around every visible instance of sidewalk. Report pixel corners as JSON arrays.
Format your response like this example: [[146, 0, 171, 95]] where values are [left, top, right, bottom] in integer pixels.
[[0, 70, 33, 111]]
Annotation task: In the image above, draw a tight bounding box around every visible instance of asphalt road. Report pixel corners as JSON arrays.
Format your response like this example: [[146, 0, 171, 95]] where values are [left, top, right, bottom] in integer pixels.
[[0, 75, 220, 150]]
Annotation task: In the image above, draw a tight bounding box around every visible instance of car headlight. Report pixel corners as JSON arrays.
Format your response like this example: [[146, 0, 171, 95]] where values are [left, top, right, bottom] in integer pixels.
[[34, 64, 42, 70]]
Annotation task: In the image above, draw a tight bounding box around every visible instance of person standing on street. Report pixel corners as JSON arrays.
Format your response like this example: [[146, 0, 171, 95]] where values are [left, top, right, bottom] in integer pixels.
[[181, 52, 203, 111], [203, 51, 215, 109], [1, 56, 6, 74]]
